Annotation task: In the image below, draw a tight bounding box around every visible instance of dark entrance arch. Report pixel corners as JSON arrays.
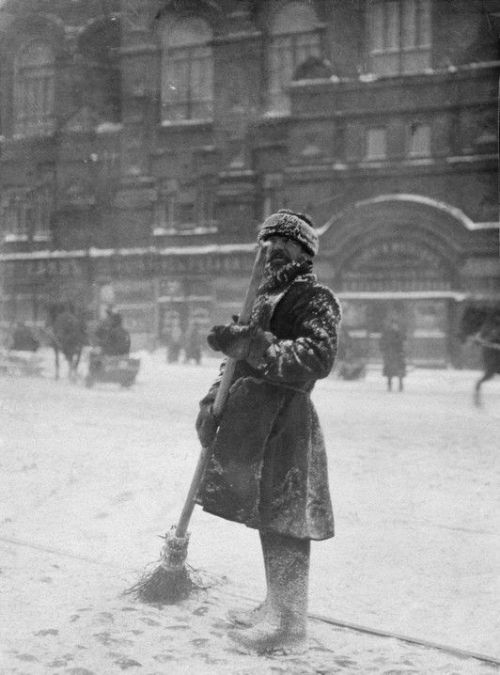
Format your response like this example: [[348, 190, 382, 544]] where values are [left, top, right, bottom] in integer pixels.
[[317, 195, 470, 367]]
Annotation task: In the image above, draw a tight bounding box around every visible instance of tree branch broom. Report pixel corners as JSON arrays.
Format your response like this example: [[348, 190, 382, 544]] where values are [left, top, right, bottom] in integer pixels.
[[126, 243, 267, 604]]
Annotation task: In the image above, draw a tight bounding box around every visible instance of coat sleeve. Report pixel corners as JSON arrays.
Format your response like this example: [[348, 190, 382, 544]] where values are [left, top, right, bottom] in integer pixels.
[[248, 285, 341, 383]]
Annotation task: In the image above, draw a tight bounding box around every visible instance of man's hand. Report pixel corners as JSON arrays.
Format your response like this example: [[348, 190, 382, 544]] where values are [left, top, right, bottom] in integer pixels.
[[195, 402, 219, 447], [207, 324, 274, 362]]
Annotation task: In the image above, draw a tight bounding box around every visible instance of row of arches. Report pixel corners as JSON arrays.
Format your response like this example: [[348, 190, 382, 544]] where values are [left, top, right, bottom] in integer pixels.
[[2, 1, 329, 137], [3, 13, 120, 138]]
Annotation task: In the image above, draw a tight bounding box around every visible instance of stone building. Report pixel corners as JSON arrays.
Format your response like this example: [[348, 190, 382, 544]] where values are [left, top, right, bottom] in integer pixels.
[[0, 0, 498, 365]]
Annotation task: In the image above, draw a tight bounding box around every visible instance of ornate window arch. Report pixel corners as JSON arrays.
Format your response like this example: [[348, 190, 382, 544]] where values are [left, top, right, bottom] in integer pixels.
[[267, 2, 321, 114], [161, 16, 214, 122], [14, 41, 55, 137]]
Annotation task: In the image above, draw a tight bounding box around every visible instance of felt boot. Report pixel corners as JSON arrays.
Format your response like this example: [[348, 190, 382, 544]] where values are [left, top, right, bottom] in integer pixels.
[[229, 533, 310, 655]]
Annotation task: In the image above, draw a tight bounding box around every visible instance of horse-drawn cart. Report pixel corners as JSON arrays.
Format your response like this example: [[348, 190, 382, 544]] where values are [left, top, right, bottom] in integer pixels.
[[85, 350, 140, 388]]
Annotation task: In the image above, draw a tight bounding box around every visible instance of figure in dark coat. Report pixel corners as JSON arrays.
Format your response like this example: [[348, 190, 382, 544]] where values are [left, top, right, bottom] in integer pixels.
[[195, 209, 341, 655], [95, 309, 130, 357], [103, 313, 131, 357], [380, 320, 406, 392], [184, 322, 202, 364]]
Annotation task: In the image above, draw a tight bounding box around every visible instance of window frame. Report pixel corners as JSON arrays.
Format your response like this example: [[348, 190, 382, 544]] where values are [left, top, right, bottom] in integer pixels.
[[13, 40, 56, 138], [367, 0, 432, 76], [160, 17, 214, 123], [365, 126, 388, 161], [266, 1, 322, 115], [407, 121, 431, 157]]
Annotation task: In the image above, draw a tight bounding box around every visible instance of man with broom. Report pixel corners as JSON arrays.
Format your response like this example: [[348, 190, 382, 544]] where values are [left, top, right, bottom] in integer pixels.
[[195, 209, 341, 655]]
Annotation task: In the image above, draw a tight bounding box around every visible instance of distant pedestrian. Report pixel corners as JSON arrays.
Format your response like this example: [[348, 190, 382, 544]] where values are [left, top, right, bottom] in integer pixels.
[[103, 313, 131, 357], [184, 322, 202, 364], [166, 318, 183, 363], [380, 319, 406, 392]]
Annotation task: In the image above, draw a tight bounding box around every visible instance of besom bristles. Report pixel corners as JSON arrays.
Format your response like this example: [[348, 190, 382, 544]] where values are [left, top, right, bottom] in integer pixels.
[[125, 528, 197, 604], [126, 563, 194, 604]]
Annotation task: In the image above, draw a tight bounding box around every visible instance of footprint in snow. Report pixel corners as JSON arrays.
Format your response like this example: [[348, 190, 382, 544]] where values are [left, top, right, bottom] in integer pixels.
[[35, 628, 59, 636]]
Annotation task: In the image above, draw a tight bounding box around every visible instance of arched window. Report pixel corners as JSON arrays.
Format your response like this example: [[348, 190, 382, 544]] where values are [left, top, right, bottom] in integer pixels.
[[268, 2, 321, 114], [14, 41, 55, 137], [161, 17, 214, 122]]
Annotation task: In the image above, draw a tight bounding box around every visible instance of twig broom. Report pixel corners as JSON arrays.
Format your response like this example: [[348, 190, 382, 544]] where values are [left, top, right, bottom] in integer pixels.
[[126, 244, 267, 604]]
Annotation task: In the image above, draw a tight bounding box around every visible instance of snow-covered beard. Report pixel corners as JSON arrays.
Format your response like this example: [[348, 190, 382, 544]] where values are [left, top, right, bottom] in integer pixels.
[[258, 258, 314, 295]]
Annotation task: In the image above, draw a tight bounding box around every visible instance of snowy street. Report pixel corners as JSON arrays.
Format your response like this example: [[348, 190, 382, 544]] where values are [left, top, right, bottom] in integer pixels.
[[1, 349, 499, 674]]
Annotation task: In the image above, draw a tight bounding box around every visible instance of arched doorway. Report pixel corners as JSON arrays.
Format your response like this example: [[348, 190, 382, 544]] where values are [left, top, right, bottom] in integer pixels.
[[318, 195, 469, 367]]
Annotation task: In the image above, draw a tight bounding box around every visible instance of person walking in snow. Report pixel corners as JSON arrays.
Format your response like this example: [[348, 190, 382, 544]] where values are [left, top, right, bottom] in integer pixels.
[[380, 319, 406, 392], [195, 209, 341, 655]]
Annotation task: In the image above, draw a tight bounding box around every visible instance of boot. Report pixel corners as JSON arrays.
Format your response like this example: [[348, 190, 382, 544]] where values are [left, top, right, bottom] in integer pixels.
[[228, 532, 279, 627], [229, 533, 310, 655]]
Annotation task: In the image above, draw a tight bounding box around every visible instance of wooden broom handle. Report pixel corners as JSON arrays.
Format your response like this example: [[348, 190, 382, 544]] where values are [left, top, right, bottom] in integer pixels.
[[175, 244, 267, 538]]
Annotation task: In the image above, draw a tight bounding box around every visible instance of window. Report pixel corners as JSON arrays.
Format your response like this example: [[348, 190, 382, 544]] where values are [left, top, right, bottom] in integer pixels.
[[2, 190, 29, 239], [161, 17, 214, 122], [196, 176, 215, 228], [408, 122, 430, 156], [155, 179, 179, 233], [268, 2, 321, 114], [14, 41, 55, 137], [366, 127, 387, 160], [1, 184, 53, 240], [368, 0, 431, 75]]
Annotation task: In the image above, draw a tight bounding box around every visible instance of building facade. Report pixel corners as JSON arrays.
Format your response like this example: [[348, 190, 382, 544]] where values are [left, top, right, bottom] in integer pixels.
[[0, 0, 499, 365]]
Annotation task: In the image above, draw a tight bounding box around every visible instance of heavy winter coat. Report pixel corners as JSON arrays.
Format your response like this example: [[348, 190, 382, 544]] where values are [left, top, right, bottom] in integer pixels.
[[380, 327, 406, 378], [198, 260, 341, 541]]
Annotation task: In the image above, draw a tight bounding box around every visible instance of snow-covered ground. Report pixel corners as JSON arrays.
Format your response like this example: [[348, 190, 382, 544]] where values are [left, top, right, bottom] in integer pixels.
[[1, 348, 499, 674]]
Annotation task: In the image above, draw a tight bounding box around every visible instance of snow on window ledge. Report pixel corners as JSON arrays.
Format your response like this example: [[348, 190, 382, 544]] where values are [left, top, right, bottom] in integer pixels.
[[3, 234, 29, 243], [96, 122, 123, 134], [160, 119, 213, 128], [154, 225, 218, 236]]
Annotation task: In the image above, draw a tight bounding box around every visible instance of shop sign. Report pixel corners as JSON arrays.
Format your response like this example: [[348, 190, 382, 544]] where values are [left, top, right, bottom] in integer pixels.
[[342, 239, 452, 292], [351, 240, 444, 270]]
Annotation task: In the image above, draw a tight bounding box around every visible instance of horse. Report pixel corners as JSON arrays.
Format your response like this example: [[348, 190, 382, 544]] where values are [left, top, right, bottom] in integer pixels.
[[45, 302, 88, 381], [459, 305, 500, 406]]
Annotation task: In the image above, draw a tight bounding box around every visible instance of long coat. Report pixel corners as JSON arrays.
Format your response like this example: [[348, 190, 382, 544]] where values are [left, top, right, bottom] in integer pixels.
[[380, 327, 406, 378], [198, 262, 341, 541]]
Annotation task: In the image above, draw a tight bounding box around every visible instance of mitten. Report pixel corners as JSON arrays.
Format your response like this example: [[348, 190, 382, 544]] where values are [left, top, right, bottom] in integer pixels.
[[207, 323, 274, 362], [207, 323, 251, 358], [246, 328, 274, 367], [195, 402, 219, 447]]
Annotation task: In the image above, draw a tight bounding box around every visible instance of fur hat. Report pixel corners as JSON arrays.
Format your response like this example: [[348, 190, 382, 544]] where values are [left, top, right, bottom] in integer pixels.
[[258, 209, 319, 257]]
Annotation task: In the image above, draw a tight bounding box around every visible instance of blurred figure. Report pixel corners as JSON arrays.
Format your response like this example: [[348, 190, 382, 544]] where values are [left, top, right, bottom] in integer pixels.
[[47, 301, 88, 380], [336, 325, 366, 380], [478, 308, 500, 344], [100, 313, 131, 357], [95, 306, 115, 349], [184, 322, 203, 365], [380, 319, 406, 392], [166, 317, 183, 363], [10, 322, 39, 352]]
